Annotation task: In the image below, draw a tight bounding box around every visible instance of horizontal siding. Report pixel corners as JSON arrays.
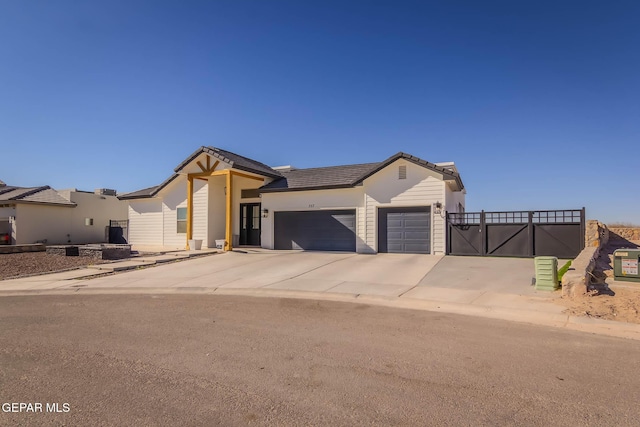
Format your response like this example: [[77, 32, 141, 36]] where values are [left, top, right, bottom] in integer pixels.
[[193, 181, 208, 244], [162, 178, 208, 248], [362, 160, 446, 254], [128, 201, 163, 246]]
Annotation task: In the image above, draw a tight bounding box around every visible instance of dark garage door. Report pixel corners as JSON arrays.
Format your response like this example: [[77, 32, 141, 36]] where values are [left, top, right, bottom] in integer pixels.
[[378, 207, 431, 254], [274, 210, 356, 251]]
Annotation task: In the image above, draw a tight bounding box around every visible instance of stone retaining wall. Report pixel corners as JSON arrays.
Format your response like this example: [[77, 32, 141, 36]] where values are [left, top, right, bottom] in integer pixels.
[[0, 244, 46, 254], [563, 220, 608, 298], [46, 246, 80, 256], [585, 220, 609, 248], [79, 245, 131, 260]]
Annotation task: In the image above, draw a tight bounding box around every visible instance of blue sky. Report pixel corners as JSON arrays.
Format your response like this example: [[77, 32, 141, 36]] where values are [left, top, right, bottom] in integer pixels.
[[1, 0, 638, 223]]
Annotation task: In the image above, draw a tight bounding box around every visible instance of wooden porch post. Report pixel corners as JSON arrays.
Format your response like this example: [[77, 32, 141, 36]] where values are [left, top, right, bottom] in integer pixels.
[[225, 170, 233, 251], [186, 175, 194, 250]]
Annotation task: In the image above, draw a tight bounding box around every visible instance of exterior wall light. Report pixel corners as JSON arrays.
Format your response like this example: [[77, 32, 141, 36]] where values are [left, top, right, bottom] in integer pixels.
[[261, 208, 269, 218], [434, 202, 442, 214]]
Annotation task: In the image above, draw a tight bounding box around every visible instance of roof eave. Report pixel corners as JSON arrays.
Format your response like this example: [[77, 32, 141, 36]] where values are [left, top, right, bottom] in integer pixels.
[[232, 164, 281, 180], [117, 194, 156, 201], [259, 184, 355, 193], [9, 200, 76, 207]]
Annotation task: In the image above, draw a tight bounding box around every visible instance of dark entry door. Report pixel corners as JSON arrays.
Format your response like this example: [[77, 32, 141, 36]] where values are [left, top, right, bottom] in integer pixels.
[[240, 203, 261, 246]]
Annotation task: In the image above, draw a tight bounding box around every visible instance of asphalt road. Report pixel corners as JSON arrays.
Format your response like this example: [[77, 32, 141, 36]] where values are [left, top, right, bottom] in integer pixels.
[[1, 295, 639, 426]]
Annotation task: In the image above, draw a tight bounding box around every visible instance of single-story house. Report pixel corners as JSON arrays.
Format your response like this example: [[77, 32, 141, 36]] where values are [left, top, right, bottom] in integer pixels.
[[0, 182, 127, 245], [119, 146, 465, 255]]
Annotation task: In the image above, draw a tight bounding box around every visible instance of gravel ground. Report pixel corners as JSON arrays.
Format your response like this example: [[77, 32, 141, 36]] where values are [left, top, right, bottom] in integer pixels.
[[0, 252, 105, 280]]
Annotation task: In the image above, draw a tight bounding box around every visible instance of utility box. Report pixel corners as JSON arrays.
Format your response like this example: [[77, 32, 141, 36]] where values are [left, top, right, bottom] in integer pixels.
[[613, 249, 640, 283], [535, 256, 559, 291]]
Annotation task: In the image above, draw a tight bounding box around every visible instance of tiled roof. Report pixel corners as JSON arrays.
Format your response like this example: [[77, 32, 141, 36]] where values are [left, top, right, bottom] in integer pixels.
[[121, 149, 465, 199], [260, 152, 464, 192], [117, 185, 160, 200], [260, 163, 378, 192], [118, 172, 179, 200], [176, 146, 282, 179], [0, 185, 76, 206]]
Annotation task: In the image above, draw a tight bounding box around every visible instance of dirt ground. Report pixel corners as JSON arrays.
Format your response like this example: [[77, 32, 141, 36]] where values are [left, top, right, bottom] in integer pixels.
[[1, 295, 639, 426], [0, 252, 104, 280], [558, 239, 640, 324]]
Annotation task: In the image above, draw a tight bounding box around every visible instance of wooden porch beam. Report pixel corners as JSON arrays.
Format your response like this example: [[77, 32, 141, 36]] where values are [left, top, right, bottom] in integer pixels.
[[196, 160, 207, 173], [230, 170, 265, 181]]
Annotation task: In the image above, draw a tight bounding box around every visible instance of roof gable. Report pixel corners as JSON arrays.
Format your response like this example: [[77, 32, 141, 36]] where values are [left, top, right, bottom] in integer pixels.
[[352, 152, 464, 190], [175, 146, 281, 179], [120, 146, 281, 200]]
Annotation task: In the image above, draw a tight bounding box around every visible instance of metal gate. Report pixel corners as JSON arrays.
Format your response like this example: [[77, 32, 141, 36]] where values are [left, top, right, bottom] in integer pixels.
[[446, 209, 585, 258], [108, 220, 129, 244]]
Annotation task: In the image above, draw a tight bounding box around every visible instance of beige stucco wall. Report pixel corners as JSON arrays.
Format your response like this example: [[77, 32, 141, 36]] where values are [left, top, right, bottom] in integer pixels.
[[14, 204, 74, 245], [11, 190, 127, 245], [63, 191, 128, 244]]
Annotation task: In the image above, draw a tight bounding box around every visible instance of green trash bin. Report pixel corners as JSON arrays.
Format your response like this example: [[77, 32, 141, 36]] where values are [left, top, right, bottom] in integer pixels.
[[613, 249, 640, 283], [535, 256, 559, 291]]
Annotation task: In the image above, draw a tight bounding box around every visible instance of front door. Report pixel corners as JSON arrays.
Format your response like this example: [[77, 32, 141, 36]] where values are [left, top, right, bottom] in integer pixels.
[[239, 203, 261, 246]]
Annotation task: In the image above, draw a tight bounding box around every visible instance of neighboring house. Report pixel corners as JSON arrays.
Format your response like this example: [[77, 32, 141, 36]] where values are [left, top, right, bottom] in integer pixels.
[[119, 146, 465, 255], [0, 182, 127, 245]]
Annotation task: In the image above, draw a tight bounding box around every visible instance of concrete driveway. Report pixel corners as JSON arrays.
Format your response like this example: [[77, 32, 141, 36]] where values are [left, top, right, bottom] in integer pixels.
[[1, 251, 546, 301], [6, 251, 640, 340], [64, 251, 445, 298]]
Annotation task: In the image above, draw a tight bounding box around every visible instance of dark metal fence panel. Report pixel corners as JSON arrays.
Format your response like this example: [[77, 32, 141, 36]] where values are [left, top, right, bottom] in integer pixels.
[[108, 220, 129, 244], [446, 208, 585, 258]]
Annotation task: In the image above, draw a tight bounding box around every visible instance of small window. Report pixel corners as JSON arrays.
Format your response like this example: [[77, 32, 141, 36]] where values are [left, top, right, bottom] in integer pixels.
[[85, 218, 93, 226], [399, 165, 407, 179], [177, 207, 187, 233], [241, 189, 261, 199], [458, 203, 465, 213]]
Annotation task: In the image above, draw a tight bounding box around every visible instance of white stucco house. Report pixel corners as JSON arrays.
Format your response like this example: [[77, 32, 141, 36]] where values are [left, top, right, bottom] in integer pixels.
[[0, 183, 127, 245], [119, 146, 465, 255]]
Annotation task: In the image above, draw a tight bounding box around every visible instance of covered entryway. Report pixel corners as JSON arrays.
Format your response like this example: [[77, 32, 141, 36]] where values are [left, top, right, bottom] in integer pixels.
[[239, 203, 261, 246], [274, 210, 356, 251], [378, 207, 431, 254]]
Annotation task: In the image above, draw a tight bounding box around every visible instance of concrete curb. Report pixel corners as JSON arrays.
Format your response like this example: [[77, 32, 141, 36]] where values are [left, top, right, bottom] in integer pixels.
[[1, 286, 639, 341]]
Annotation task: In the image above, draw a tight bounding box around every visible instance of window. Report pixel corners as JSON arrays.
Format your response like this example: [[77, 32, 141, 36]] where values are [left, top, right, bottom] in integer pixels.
[[177, 208, 187, 233], [85, 218, 93, 226], [458, 203, 465, 213], [399, 165, 407, 179], [241, 189, 261, 199]]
